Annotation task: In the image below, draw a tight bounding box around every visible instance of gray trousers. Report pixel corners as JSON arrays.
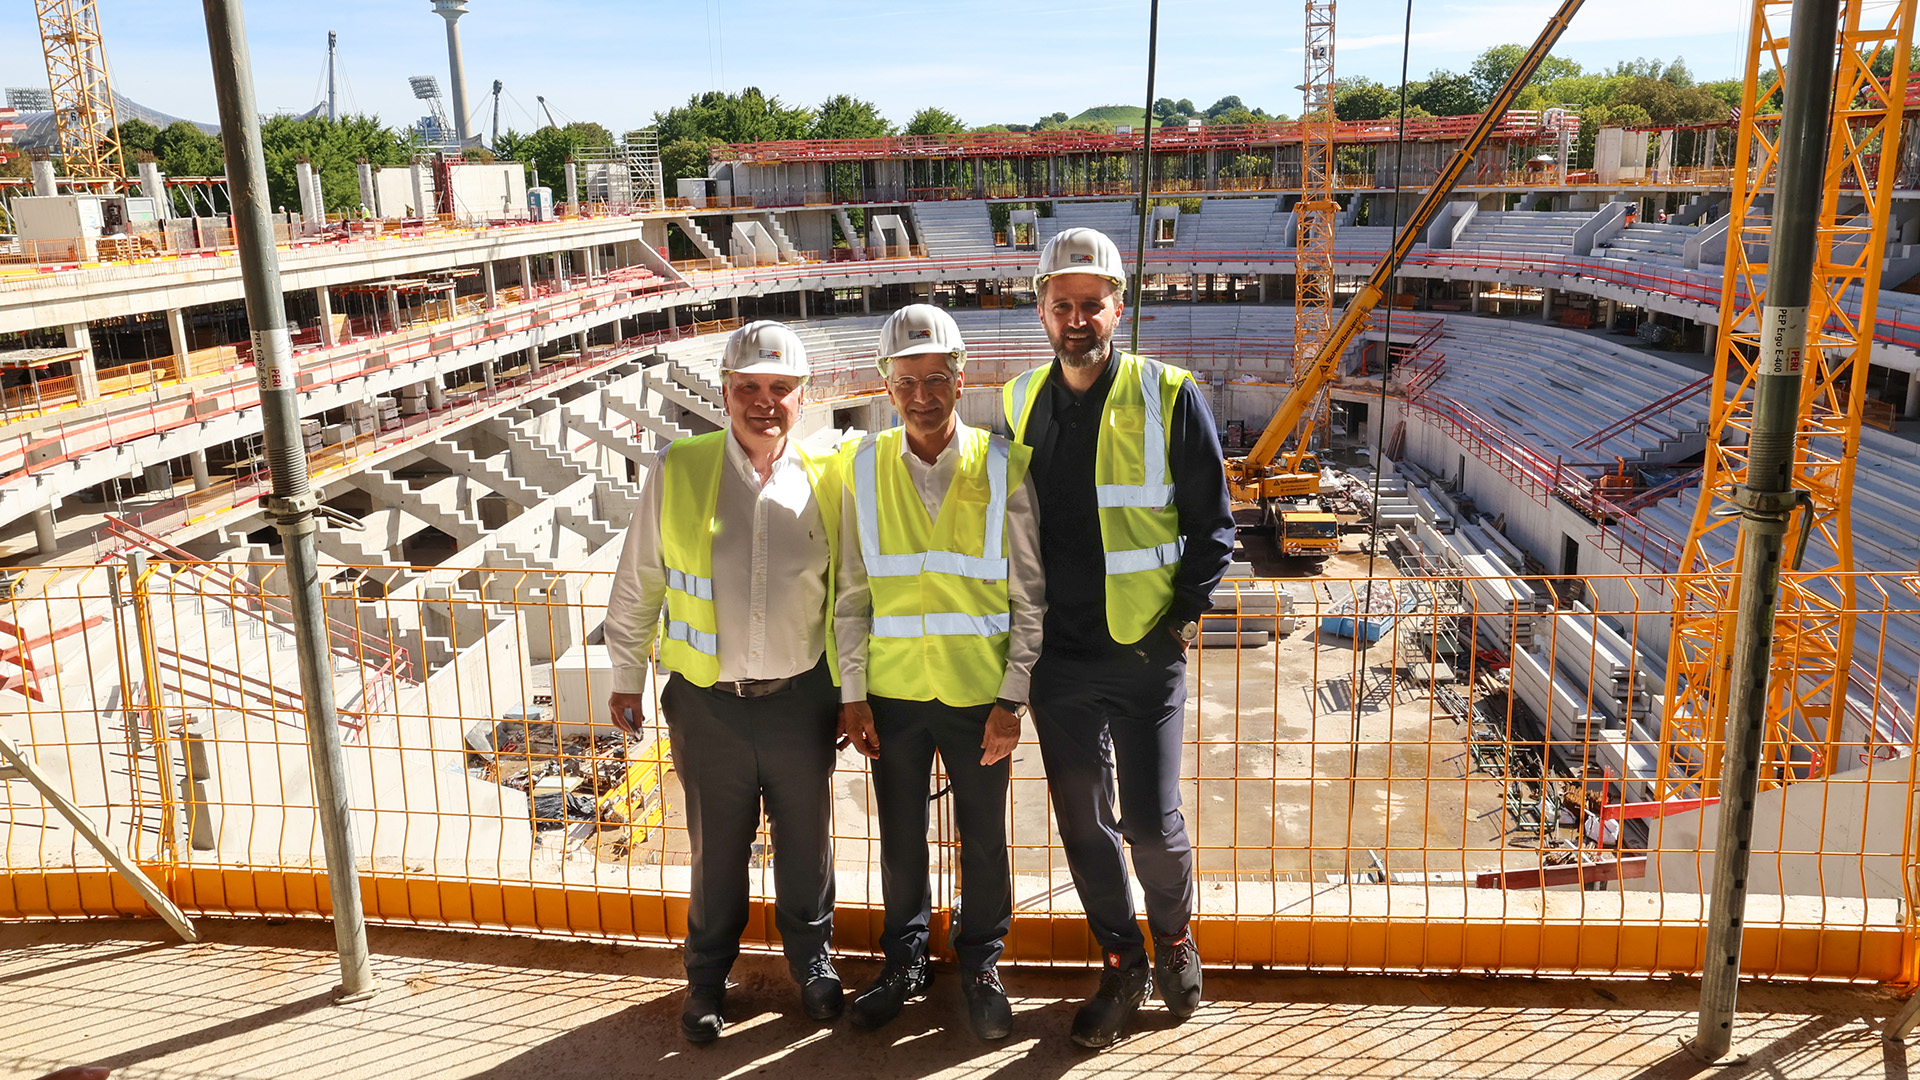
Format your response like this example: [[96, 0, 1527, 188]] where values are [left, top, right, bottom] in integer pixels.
[[661, 657, 838, 987]]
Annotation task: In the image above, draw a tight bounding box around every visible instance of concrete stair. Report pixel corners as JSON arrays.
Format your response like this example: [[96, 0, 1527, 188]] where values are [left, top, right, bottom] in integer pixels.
[[670, 216, 726, 260], [441, 445, 549, 510], [644, 368, 727, 429], [358, 467, 486, 547]]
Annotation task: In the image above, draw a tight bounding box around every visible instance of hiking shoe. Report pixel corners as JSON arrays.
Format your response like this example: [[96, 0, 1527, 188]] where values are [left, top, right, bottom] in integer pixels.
[[1069, 952, 1151, 1049], [798, 954, 844, 1021], [960, 966, 1013, 1042], [850, 954, 932, 1029], [1153, 932, 1203, 1020], [680, 983, 727, 1044]]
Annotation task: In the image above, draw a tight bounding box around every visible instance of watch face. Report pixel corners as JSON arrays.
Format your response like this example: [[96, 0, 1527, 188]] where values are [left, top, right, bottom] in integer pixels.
[[1178, 621, 1199, 642]]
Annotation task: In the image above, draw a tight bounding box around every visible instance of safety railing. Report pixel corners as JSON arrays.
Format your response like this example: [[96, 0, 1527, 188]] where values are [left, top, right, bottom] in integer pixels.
[[2, 563, 1915, 983]]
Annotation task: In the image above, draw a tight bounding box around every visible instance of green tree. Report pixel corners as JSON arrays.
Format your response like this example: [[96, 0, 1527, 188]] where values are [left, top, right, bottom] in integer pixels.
[[1407, 71, 1477, 116], [152, 121, 225, 179], [257, 114, 416, 214], [506, 121, 618, 188], [813, 94, 892, 140], [1209, 105, 1261, 126], [1468, 45, 1583, 109], [1203, 95, 1246, 119], [1334, 77, 1397, 121], [904, 107, 967, 136], [651, 88, 812, 182], [1609, 76, 1729, 126], [115, 119, 159, 159]]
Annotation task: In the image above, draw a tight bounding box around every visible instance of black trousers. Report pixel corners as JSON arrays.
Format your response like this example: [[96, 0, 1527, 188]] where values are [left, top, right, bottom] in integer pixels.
[[661, 657, 838, 987], [870, 695, 1013, 972], [1030, 632, 1194, 962]]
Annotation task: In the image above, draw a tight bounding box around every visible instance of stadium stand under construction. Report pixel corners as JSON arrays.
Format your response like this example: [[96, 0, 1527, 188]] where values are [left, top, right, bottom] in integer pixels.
[[6, 1, 1920, 1069]]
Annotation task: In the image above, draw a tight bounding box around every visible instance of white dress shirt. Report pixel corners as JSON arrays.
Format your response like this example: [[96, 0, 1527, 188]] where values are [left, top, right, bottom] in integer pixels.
[[605, 431, 831, 692], [834, 417, 1046, 706]]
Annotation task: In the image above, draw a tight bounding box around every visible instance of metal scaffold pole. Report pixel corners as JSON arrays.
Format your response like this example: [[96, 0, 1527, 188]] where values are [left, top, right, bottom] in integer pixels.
[[1128, 0, 1160, 353], [201, 0, 375, 1001], [1688, 0, 1837, 1059]]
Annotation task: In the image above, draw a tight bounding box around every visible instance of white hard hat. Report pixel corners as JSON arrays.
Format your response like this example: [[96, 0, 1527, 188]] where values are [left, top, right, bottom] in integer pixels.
[[1034, 227, 1127, 293], [876, 304, 966, 374], [721, 320, 810, 380]]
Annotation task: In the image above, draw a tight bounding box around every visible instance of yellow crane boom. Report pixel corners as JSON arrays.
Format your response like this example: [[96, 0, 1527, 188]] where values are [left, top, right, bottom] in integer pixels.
[[1227, 0, 1587, 502]]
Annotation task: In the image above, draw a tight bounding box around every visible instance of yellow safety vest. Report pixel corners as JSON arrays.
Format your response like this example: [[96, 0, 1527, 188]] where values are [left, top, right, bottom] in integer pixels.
[[656, 430, 841, 686], [848, 425, 1031, 707], [1002, 351, 1189, 645]]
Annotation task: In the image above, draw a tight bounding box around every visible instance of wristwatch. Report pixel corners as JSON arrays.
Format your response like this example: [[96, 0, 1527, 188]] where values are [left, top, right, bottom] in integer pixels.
[[994, 697, 1027, 717], [1173, 620, 1200, 644]]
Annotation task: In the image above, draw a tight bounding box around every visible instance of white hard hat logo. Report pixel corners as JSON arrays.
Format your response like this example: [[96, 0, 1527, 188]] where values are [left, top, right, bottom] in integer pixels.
[[1072, 253, 1094, 264], [909, 329, 933, 339], [759, 349, 782, 360]]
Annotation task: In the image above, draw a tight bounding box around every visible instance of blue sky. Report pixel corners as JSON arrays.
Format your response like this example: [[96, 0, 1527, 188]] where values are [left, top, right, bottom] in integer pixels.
[[0, 0, 1749, 136]]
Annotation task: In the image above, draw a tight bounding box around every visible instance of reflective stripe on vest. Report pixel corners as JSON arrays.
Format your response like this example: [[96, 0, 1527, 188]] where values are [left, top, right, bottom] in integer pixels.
[[1002, 352, 1188, 644]]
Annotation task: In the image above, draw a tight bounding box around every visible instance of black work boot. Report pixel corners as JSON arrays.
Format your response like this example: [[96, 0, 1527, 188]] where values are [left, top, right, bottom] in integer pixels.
[[1069, 952, 1151, 1049], [960, 966, 1014, 1042], [680, 983, 727, 1044], [1153, 931, 1203, 1020], [850, 953, 932, 1029], [798, 954, 844, 1021]]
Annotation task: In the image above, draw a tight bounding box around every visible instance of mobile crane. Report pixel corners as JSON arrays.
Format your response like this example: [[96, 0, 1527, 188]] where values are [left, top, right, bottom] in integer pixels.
[[1226, 0, 1587, 555]]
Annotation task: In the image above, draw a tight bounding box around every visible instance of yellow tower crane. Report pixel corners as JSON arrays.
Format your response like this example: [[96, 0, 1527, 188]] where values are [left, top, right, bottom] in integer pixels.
[[1658, 0, 1916, 798], [1293, 0, 1339, 421], [35, 0, 126, 186]]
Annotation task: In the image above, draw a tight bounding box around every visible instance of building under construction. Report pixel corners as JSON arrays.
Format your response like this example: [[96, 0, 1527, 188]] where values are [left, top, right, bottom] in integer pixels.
[[4, 0, 1920, 1054]]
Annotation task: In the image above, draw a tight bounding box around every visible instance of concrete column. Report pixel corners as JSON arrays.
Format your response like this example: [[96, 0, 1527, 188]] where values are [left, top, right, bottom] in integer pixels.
[[357, 160, 377, 216], [409, 160, 430, 218], [65, 323, 99, 402], [1469, 283, 1482, 314], [386, 289, 402, 334], [32, 507, 56, 556], [166, 307, 191, 376], [797, 290, 809, 319], [189, 448, 211, 491], [575, 331, 588, 357], [860, 288, 870, 315], [1603, 299, 1617, 329], [31, 158, 58, 196], [1540, 287, 1556, 323], [138, 161, 170, 219], [580, 247, 596, 286], [732, 296, 742, 320], [482, 358, 497, 393], [483, 261, 498, 309], [1258, 276, 1269, 303], [519, 256, 533, 298], [426, 378, 447, 410], [294, 161, 319, 226], [1701, 320, 1718, 357], [565, 161, 579, 213], [315, 286, 337, 348], [528, 348, 543, 376], [668, 306, 678, 330], [1905, 368, 1920, 419]]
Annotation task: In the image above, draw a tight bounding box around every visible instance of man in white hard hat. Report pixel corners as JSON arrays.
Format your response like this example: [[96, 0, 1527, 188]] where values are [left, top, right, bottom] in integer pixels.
[[834, 304, 1044, 1042], [605, 320, 846, 1044], [1001, 227, 1235, 1048]]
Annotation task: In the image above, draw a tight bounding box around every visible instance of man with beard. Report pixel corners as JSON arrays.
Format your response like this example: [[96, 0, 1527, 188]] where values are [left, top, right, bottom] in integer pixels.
[[1001, 227, 1235, 1049], [605, 321, 845, 1044]]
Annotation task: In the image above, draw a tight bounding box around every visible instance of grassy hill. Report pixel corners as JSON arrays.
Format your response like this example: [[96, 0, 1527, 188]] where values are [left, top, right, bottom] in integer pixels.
[[1068, 105, 1160, 128]]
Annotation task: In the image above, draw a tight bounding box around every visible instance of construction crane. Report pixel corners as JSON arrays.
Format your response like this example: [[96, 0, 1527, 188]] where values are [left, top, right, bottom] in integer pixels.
[[34, 0, 126, 187], [1273, 0, 1341, 558], [1225, 0, 1587, 552], [1657, 0, 1914, 798]]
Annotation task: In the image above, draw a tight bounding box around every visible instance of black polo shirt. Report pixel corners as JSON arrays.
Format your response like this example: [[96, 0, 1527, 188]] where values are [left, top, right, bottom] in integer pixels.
[[1019, 352, 1236, 660]]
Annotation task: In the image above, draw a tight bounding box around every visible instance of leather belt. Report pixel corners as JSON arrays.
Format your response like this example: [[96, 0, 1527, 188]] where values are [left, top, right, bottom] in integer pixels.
[[708, 676, 796, 699]]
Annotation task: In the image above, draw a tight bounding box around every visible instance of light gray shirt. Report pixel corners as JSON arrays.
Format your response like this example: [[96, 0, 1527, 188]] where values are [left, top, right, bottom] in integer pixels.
[[605, 430, 830, 692], [833, 417, 1045, 705]]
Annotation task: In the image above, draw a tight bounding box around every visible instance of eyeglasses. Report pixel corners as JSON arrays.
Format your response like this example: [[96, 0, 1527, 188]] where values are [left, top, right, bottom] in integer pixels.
[[887, 373, 954, 394]]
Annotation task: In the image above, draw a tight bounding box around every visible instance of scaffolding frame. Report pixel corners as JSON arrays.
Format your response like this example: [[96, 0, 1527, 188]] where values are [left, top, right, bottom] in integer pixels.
[[1661, 0, 1917, 798]]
